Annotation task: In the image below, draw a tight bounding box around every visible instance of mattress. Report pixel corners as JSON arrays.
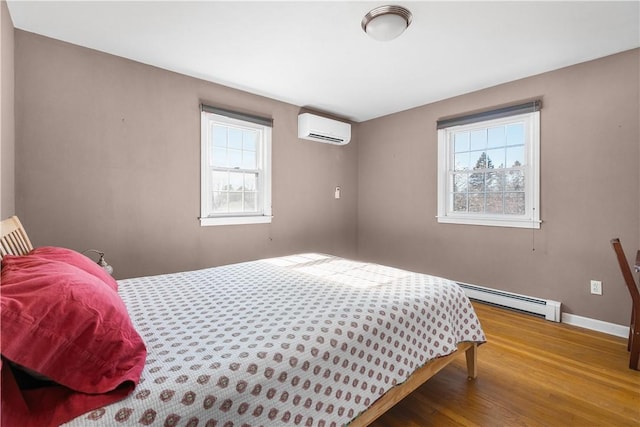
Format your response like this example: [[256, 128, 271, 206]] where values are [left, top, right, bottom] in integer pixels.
[[63, 253, 485, 426]]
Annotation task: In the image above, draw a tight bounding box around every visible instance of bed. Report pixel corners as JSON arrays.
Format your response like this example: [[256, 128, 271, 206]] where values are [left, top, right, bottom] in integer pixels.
[[1, 216, 486, 427]]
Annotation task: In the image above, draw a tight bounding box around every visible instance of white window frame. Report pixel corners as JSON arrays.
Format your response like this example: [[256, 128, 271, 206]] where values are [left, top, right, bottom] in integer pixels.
[[200, 109, 272, 226], [437, 110, 540, 229]]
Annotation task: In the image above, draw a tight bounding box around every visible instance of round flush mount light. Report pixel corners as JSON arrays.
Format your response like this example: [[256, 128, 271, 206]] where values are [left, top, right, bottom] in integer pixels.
[[361, 5, 413, 41]]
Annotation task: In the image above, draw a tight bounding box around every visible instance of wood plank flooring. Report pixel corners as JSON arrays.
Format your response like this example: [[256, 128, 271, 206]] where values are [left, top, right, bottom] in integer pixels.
[[369, 302, 640, 427]]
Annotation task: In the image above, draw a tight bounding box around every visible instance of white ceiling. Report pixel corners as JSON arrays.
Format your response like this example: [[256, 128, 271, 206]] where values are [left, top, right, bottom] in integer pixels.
[[7, 1, 640, 122]]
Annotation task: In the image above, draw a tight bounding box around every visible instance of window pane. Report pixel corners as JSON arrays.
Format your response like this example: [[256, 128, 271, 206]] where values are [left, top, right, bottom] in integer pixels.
[[242, 150, 257, 169], [228, 192, 243, 212], [506, 170, 524, 191], [228, 128, 243, 149], [469, 194, 484, 212], [487, 126, 505, 148], [486, 171, 504, 192], [486, 193, 503, 214], [212, 147, 228, 167], [243, 130, 257, 151], [506, 123, 524, 146], [212, 192, 228, 213], [505, 192, 525, 215], [211, 171, 228, 191], [213, 126, 227, 147], [228, 149, 242, 168], [471, 152, 487, 170], [469, 172, 485, 192], [485, 148, 505, 169], [506, 145, 524, 167], [453, 193, 467, 212], [229, 172, 243, 191], [454, 152, 470, 171], [454, 132, 470, 152], [453, 173, 468, 193], [244, 173, 257, 191], [244, 192, 257, 212], [470, 129, 487, 151]]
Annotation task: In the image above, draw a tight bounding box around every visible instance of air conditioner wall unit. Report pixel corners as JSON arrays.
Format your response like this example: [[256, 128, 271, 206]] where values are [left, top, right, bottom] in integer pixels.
[[298, 113, 351, 145]]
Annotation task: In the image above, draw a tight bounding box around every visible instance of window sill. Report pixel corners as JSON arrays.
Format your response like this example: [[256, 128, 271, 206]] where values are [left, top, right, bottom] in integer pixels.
[[200, 215, 272, 227], [436, 215, 541, 229]]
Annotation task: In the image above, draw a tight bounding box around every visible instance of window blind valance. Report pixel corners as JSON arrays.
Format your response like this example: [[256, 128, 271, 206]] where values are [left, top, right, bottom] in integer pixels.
[[201, 104, 273, 128], [437, 100, 541, 130]]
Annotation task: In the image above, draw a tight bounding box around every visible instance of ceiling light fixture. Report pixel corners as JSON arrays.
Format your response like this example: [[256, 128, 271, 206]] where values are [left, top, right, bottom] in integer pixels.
[[361, 5, 413, 42]]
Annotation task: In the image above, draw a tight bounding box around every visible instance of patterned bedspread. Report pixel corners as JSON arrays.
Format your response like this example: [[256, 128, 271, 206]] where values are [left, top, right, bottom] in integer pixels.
[[63, 253, 485, 427]]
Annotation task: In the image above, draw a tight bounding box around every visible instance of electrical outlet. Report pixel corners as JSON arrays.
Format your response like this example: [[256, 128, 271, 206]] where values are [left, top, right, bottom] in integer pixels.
[[590, 280, 602, 295]]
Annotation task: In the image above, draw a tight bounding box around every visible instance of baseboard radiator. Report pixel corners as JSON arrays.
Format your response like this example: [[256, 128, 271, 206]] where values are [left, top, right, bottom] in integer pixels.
[[457, 282, 562, 322]]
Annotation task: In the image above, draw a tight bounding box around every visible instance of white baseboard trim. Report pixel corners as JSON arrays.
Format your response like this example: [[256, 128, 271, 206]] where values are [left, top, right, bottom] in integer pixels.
[[562, 313, 629, 338]]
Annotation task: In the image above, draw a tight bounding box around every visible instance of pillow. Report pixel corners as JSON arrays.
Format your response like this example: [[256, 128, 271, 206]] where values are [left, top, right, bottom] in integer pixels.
[[0, 254, 146, 394], [29, 246, 118, 291]]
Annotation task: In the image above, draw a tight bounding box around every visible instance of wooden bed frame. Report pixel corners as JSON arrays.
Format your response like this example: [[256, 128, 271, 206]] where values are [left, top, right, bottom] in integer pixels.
[[0, 215, 478, 426], [350, 341, 477, 426]]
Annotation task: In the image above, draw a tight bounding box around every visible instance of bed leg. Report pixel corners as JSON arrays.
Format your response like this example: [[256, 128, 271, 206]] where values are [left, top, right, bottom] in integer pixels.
[[465, 343, 478, 380]]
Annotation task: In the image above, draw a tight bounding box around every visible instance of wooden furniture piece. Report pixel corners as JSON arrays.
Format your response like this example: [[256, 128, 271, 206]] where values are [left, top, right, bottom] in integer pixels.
[[611, 238, 640, 371], [1, 215, 481, 426], [350, 342, 477, 427], [0, 215, 33, 260]]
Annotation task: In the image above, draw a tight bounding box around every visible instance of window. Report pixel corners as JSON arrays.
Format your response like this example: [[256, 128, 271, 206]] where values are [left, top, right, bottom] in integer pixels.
[[200, 105, 272, 226], [437, 102, 540, 228]]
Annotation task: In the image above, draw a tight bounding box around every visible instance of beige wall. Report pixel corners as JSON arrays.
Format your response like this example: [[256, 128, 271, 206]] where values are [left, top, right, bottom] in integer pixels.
[[10, 29, 640, 326], [14, 30, 358, 279], [0, 0, 15, 218], [357, 49, 640, 326]]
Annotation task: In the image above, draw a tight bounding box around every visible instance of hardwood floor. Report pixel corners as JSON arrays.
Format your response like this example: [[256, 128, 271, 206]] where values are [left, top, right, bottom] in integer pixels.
[[370, 302, 640, 427]]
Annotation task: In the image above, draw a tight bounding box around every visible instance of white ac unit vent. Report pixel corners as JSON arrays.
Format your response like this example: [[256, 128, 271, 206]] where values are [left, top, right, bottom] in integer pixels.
[[298, 113, 351, 145]]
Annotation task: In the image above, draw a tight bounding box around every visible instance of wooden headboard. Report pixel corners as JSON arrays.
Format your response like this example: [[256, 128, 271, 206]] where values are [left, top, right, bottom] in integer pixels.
[[0, 216, 34, 260]]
